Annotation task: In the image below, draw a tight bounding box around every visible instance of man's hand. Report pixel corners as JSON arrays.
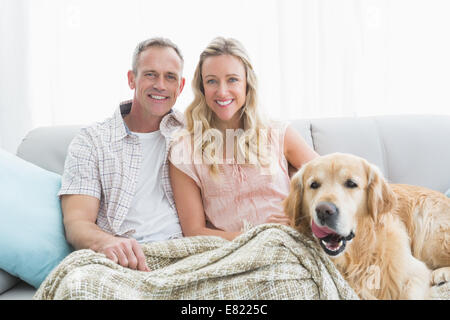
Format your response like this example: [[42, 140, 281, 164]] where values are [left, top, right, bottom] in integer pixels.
[[95, 236, 150, 272], [61, 194, 150, 272]]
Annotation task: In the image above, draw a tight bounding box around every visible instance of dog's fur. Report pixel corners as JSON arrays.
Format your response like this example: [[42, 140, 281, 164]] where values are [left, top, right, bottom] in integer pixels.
[[284, 153, 450, 299]]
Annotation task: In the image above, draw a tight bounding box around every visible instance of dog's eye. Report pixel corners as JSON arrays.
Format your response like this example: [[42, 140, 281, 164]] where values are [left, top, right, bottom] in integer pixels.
[[310, 181, 320, 189], [345, 179, 358, 188]]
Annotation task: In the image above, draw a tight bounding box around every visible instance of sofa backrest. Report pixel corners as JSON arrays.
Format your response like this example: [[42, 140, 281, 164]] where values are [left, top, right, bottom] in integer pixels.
[[290, 114, 450, 193], [17, 125, 82, 176], [17, 115, 450, 193]]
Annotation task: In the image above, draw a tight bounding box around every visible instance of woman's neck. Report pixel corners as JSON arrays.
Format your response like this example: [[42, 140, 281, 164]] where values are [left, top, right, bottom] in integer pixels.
[[214, 114, 244, 133]]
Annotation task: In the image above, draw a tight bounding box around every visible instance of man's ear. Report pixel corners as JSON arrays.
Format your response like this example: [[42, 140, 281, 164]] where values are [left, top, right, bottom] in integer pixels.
[[127, 70, 136, 90], [177, 77, 186, 97]]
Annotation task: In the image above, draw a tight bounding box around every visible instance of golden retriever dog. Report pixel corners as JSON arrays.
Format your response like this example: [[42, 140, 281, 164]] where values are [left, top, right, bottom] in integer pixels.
[[284, 153, 450, 299]]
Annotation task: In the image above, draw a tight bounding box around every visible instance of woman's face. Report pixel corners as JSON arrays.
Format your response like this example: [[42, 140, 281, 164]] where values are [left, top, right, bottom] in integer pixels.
[[201, 54, 247, 129]]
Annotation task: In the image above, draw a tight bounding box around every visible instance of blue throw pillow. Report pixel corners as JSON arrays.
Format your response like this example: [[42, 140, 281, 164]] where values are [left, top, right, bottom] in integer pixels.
[[0, 148, 73, 288], [445, 188, 450, 198]]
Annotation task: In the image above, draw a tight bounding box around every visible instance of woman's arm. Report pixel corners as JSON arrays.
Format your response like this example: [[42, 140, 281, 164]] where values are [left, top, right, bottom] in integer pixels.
[[169, 162, 241, 241], [284, 125, 319, 171]]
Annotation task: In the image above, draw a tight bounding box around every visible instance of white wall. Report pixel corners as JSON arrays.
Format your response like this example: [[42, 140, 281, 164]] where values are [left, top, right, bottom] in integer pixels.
[[0, 0, 32, 154], [1, 0, 450, 153]]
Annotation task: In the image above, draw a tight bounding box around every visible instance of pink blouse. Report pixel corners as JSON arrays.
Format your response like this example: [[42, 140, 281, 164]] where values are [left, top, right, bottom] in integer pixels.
[[169, 122, 291, 232]]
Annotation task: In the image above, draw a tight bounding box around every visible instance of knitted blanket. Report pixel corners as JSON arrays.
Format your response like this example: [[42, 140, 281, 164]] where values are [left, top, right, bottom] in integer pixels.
[[34, 224, 358, 300], [34, 224, 448, 300]]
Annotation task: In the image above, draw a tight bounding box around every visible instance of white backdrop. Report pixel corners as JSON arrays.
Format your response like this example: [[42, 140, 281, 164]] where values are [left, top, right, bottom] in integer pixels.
[[2, 0, 450, 153]]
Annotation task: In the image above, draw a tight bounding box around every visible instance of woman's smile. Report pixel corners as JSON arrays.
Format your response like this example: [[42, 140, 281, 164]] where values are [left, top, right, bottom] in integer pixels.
[[216, 99, 234, 107]]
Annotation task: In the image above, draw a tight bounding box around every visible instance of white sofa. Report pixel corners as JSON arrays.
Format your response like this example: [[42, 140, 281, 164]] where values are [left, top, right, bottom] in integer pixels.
[[1, 114, 449, 300]]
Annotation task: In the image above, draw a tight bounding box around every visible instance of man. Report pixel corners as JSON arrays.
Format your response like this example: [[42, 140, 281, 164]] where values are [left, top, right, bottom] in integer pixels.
[[59, 38, 186, 272]]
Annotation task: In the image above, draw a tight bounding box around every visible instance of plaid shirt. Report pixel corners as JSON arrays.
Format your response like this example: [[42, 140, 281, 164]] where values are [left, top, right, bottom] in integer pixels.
[[58, 100, 184, 236]]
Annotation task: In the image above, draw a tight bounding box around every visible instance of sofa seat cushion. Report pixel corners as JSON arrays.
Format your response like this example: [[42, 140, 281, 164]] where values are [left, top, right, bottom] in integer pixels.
[[0, 269, 19, 295]]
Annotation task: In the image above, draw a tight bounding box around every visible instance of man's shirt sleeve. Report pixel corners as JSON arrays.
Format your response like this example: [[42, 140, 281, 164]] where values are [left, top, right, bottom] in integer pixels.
[[58, 129, 102, 200]]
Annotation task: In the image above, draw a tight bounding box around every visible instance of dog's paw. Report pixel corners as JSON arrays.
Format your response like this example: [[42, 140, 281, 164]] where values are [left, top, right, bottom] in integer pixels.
[[431, 267, 450, 286]]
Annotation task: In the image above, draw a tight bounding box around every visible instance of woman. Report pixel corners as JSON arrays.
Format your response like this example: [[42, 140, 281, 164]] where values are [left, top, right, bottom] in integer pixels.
[[169, 37, 318, 240]]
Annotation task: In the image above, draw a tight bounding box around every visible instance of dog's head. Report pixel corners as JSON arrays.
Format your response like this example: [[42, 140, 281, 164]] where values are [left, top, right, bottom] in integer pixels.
[[284, 153, 396, 257]]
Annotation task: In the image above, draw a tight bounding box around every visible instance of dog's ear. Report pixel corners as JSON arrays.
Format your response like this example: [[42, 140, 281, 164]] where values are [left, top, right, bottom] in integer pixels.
[[366, 161, 396, 222], [283, 168, 305, 228]]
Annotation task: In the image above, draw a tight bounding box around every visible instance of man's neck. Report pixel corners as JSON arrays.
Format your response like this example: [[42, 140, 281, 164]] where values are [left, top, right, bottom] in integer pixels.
[[124, 102, 164, 133]]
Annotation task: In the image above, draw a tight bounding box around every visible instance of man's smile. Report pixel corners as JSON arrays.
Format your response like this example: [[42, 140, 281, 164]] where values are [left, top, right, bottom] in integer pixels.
[[148, 94, 169, 101]]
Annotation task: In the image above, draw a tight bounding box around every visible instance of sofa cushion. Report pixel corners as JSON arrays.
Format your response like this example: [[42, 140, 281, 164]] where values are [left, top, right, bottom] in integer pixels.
[[0, 269, 19, 295], [16, 125, 83, 175], [374, 115, 450, 193], [309, 117, 387, 175], [0, 148, 73, 288]]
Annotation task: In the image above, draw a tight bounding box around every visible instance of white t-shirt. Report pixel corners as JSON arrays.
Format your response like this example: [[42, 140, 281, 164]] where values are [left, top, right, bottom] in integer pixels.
[[124, 130, 182, 243]]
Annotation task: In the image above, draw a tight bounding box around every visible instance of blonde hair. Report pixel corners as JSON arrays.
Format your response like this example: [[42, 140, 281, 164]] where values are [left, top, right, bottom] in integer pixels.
[[184, 37, 272, 176]]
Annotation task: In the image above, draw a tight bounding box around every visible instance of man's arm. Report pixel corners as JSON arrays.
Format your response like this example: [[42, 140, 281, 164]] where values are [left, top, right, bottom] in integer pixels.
[[61, 194, 150, 271]]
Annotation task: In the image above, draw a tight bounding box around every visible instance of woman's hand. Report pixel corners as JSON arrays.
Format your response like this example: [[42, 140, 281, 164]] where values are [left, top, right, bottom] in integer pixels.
[[264, 212, 291, 226]]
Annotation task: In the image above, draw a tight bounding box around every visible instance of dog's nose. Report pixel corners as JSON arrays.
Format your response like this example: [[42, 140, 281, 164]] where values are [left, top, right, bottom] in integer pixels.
[[315, 202, 339, 226]]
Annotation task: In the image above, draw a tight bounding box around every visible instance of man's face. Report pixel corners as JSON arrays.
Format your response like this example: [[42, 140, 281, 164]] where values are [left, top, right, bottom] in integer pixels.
[[128, 46, 185, 118]]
